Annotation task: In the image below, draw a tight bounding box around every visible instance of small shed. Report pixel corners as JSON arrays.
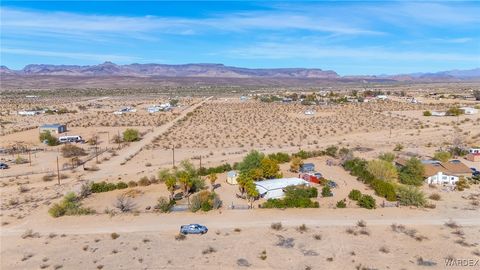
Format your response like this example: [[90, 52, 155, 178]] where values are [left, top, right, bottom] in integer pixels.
[[39, 124, 67, 134], [255, 177, 310, 199], [300, 163, 315, 173], [226, 170, 238, 185]]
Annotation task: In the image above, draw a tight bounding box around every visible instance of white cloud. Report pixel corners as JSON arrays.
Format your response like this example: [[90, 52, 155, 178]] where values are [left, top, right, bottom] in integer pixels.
[[0, 6, 382, 39], [226, 42, 480, 62], [1, 48, 140, 62]]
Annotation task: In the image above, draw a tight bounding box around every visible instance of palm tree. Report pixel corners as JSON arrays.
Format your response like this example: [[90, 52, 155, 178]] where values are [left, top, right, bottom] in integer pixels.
[[165, 175, 176, 200], [245, 180, 259, 208]]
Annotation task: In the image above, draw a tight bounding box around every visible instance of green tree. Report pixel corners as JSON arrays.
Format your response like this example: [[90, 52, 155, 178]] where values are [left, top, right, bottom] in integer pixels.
[[236, 172, 252, 195], [123, 128, 140, 142], [237, 150, 264, 173], [260, 158, 281, 179], [399, 157, 425, 186], [423, 111, 432, 116], [433, 151, 451, 162], [165, 175, 177, 200], [367, 159, 398, 182], [39, 131, 58, 146], [245, 180, 259, 208]]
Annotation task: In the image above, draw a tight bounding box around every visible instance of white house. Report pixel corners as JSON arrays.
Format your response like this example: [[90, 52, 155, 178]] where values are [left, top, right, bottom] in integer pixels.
[[425, 171, 459, 185], [304, 110, 315, 115], [255, 177, 310, 199], [431, 111, 446, 117], [469, 148, 480, 154], [460, 107, 478, 115], [18, 110, 42, 116]]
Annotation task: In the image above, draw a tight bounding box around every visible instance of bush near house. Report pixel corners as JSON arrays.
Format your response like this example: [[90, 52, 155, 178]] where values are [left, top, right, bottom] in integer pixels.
[[155, 197, 176, 213], [190, 191, 222, 212], [198, 163, 232, 176], [48, 192, 95, 218], [348, 189, 362, 201], [336, 199, 347, 208], [358, 195, 376, 209], [91, 181, 117, 193], [344, 158, 397, 201], [39, 131, 58, 146], [396, 185, 426, 207], [321, 186, 333, 197], [423, 111, 432, 116], [262, 186, 319, 209], [433, 151, 451, 163], [267, 152, 291, 163], [371, 179, 396, 201]]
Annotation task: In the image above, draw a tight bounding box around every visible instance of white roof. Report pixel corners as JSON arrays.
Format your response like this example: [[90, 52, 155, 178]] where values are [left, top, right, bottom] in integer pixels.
[[255, 177, 309, 193]]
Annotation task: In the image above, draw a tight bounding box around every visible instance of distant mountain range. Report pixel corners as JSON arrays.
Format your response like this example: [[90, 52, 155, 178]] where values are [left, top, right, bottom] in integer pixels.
[[1, 62, 479, 86]]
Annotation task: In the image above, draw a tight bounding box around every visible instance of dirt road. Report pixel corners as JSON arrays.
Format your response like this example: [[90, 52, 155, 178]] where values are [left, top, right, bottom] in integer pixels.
[[2, 208, 479, 237], [85, 97, 212, 181]]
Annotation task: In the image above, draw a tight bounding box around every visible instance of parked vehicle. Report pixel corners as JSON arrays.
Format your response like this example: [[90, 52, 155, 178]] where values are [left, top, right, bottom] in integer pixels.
[[58, 135, 84, 144], [327, 180, 337, 188], [180, 224, 208, 235], [314, 172, 323, 179], [471, 167, 478, 173], [0, 162, 9, 169]]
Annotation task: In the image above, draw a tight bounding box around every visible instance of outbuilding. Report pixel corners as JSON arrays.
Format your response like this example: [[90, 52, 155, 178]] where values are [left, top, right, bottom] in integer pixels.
[[300, 163, 315, 173], [255, 177, 310, 199], [39, 124, 67, 134], [226, 170, 238, 185], [460, 107, 478, 115]]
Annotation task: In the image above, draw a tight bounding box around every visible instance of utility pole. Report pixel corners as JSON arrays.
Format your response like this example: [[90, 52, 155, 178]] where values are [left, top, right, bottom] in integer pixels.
[[172, 145, 175, 168], [56, 156, 60, 185], [95, 139, 98, 164], [28, 151, 31, 166], [199, 155, 202, 170]]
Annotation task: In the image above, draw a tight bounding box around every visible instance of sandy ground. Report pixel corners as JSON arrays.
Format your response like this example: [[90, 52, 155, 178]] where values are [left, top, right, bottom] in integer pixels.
[[1, 92, 480, 269]]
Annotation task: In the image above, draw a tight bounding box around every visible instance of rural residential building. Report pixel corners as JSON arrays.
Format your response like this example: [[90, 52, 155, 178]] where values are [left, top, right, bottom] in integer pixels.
[[422, 160, 471, 185], [425, 171, 459, 185], [39, 124, 67, 134], [255, 177, 310, 199], [460, 107, 478, 115], [396, 158, 471, 185]]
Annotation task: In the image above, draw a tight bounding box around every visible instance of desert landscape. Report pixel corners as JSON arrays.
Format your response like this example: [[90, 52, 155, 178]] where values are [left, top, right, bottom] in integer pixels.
[[2, 1, 480, 269], [1, 81, 480, 270]]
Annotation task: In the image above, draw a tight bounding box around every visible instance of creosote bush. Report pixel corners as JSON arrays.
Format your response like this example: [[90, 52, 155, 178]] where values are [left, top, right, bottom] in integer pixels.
[[48, 192, 95, 218]]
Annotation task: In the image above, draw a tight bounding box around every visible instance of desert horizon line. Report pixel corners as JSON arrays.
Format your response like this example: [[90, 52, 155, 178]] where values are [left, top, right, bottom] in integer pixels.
[[2, 61, 479, 78]]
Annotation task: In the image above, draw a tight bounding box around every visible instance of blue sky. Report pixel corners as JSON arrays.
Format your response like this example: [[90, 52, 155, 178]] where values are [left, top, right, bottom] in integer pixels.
[[1, 1, 479, 75]]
